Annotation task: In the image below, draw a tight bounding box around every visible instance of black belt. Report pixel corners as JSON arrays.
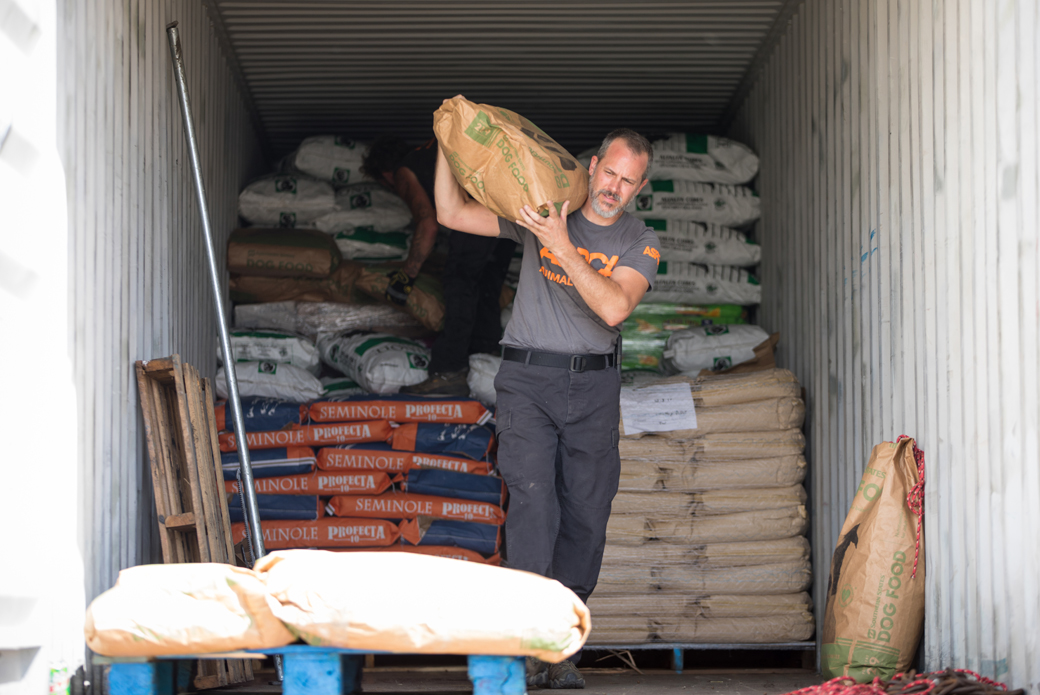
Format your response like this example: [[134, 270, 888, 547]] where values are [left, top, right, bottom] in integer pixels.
[[502, 346, 616, 373]]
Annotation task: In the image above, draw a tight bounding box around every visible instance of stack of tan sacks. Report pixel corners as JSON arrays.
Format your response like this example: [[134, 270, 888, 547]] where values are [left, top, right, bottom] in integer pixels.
[[588, 368, 814, 644]]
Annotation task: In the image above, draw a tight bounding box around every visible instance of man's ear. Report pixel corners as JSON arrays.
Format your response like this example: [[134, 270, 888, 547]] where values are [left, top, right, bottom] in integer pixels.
[[588, 156, 598, 176], [636, 178, 649, 195]]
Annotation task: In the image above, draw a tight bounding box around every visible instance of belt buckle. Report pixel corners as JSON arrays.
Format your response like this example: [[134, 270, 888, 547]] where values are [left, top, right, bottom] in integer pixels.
[[569, 355, 587, 372]]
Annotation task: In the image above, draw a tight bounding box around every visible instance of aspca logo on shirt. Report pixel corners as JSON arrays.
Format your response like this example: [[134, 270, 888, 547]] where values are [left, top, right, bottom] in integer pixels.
[[538, 246, 620, 285], [642, 246, 660, 266]]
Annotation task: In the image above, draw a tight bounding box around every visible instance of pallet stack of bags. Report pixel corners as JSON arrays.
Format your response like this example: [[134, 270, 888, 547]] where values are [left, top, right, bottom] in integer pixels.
[[229, 135, 447, 344], [215, 324, 505, 565], [588, 367, 813, 644], [579, 134, 769, 374]]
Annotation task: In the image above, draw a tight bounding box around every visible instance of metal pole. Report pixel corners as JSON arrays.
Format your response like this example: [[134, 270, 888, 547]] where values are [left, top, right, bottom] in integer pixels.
[[165, 21, 265, 564]]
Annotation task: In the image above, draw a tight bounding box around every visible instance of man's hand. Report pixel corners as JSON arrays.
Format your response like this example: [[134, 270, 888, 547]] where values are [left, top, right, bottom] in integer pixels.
[[516, 200, 571, 256], [385, 269, 415, 306]]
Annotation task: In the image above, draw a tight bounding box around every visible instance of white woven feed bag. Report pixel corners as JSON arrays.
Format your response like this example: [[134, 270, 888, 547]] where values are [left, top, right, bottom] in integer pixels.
[[216, 360, 323, 402], [662, 324, 770, 373], [256, 549, 591, 662], [649, 133, 759, 185], [317, 331, 430, 394], [238, 174, 336, 228], [312, 182, 412, 234], [645, 263, 762, 305], [467, 353, 501, 406], [292, 135, 368, 186], [220, 329, 321, 375], [644, 219, 761, 266], [333, 227, 410, 260], [320, 376, 367, 398], [629, 181, 761, 228], [85, 563, 294, 656]]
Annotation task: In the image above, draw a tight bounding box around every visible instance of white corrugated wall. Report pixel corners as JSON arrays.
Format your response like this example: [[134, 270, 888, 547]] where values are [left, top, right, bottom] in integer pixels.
[[729, 0, 1039, 689], [56, 0, 264, 613]]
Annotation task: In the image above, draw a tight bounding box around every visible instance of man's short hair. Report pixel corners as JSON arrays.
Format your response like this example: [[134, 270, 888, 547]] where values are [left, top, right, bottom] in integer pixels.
[[595, 128, 653, 181], [361, 134, 411, 181]]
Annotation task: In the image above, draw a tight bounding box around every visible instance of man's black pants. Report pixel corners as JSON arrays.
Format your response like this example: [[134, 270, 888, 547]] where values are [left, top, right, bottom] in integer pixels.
[[429, 232, 516, 374], [493, 358, 621, 606]]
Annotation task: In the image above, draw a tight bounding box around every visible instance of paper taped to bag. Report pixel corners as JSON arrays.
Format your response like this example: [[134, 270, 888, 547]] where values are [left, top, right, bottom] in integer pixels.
[[621, 397, 804, 439], [619, 383, 697, 435], [433, 97, 588, 219], [85, 563, 294, 656], [255, 549, 590, 661]]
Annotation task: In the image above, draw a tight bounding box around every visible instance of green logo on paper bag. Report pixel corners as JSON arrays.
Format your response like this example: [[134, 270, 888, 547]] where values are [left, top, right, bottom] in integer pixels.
[[465, 111, 499, 147], [848, 642, 900, 681], [840, 583, 854, 607]]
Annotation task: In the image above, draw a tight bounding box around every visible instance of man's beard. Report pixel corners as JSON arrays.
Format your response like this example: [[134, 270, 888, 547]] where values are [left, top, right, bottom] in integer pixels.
[[589, 189, 625, 218]]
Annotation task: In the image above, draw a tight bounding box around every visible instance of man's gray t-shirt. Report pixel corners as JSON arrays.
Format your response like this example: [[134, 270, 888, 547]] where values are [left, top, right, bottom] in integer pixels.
[[497, 210, 661, 355]]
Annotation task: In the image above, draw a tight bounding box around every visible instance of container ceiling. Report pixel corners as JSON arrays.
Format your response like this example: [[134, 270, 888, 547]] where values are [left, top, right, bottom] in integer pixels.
[[208, 0, 798, 158]]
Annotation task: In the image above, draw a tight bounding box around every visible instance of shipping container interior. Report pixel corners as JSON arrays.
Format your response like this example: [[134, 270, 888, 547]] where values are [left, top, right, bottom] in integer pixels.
[[49, 0, 1040, 692]]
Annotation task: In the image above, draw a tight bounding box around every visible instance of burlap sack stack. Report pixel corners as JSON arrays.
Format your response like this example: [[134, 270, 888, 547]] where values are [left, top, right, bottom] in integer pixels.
[[588, 368, 815, 644]]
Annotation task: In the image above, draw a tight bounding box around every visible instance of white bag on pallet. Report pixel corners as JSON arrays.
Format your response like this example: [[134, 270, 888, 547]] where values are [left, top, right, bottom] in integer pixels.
[[238, 174, 336, 228], [317, 331, 430, 394], [629, 181, 761, 228], [644, 220, 761, 266], [644, 263, 761, 305], [85, 563, 294, 656], [291, 135, 368, 185], [256, 549, 591, 662], [312, 182, 412, 234], [649, 133, 759, 185], [219, 329, 321, 375], [662, 324, 770, 373], [216, 360, 324, 402]]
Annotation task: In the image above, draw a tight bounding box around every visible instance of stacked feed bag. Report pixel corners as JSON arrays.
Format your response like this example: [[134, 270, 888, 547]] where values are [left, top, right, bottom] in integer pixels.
[[239, 136, 414, 260], [588, 368, 813, 644], [316, 330, 432, 395], [215, 329, 324, 402], [620, 303, 749, 373], [225, 393, 503, 562], [610, 133, 769, 375]]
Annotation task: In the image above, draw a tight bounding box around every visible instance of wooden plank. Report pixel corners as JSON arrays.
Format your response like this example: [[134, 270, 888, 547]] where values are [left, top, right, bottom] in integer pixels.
[[202, 377, 238, 567], [161, 512, 196, 531], [170, 356, 211, 563], [183, 364, 225, 565], [135, 362, 177, 561]]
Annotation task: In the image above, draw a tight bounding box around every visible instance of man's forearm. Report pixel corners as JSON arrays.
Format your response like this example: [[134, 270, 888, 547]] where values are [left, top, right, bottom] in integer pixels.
[[402, 218, 438, 277], [434, 146, 467, 221], [552, 246, 635, 327]]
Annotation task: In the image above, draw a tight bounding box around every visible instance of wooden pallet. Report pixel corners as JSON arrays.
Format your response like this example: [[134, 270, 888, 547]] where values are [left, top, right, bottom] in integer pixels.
[[134, 355, 253, 690]]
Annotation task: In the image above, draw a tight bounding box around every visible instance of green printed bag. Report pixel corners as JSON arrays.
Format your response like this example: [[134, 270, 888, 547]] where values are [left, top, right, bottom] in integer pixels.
[[822, 437, 926, 681]]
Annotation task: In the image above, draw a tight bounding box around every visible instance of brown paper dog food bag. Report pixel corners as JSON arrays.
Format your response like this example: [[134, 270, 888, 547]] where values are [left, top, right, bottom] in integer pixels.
[[433, 97, 588, 219], [822, 436, 926, 681]]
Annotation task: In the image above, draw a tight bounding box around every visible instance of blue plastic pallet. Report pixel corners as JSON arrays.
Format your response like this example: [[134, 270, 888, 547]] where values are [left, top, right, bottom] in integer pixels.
[[102, 646, 524, 695]]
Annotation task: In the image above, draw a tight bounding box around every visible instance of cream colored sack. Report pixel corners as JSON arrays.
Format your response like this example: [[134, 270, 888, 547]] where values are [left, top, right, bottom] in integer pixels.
[[621, 397, 805, 439], [611, 485, 807, 516], [588, 592, 811, 618], [433, 97, 588, 219], [601, 536, 811, 569], [606, 505, 808, 545], [595, 559, 811, 595], [588, 612, 814, 644], [619, 456, 807, 491], [84, 563, 295, 657], [256, 549, 590, 662]]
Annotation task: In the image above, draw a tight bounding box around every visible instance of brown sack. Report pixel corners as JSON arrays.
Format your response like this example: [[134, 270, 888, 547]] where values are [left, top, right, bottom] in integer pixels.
[[822, 437, 925, 681], [620, 397, 805, 439], [84, 563, 294, 656], [433, 97, 589, 219], [256, 549, 590, 662], [618, 456, 807, 492], [601, 536, 811, 569], [611, 485, 807, 516], [227, 227, 342, 278], [354, 263, 446, 332], [230, 261, 365, 304]]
